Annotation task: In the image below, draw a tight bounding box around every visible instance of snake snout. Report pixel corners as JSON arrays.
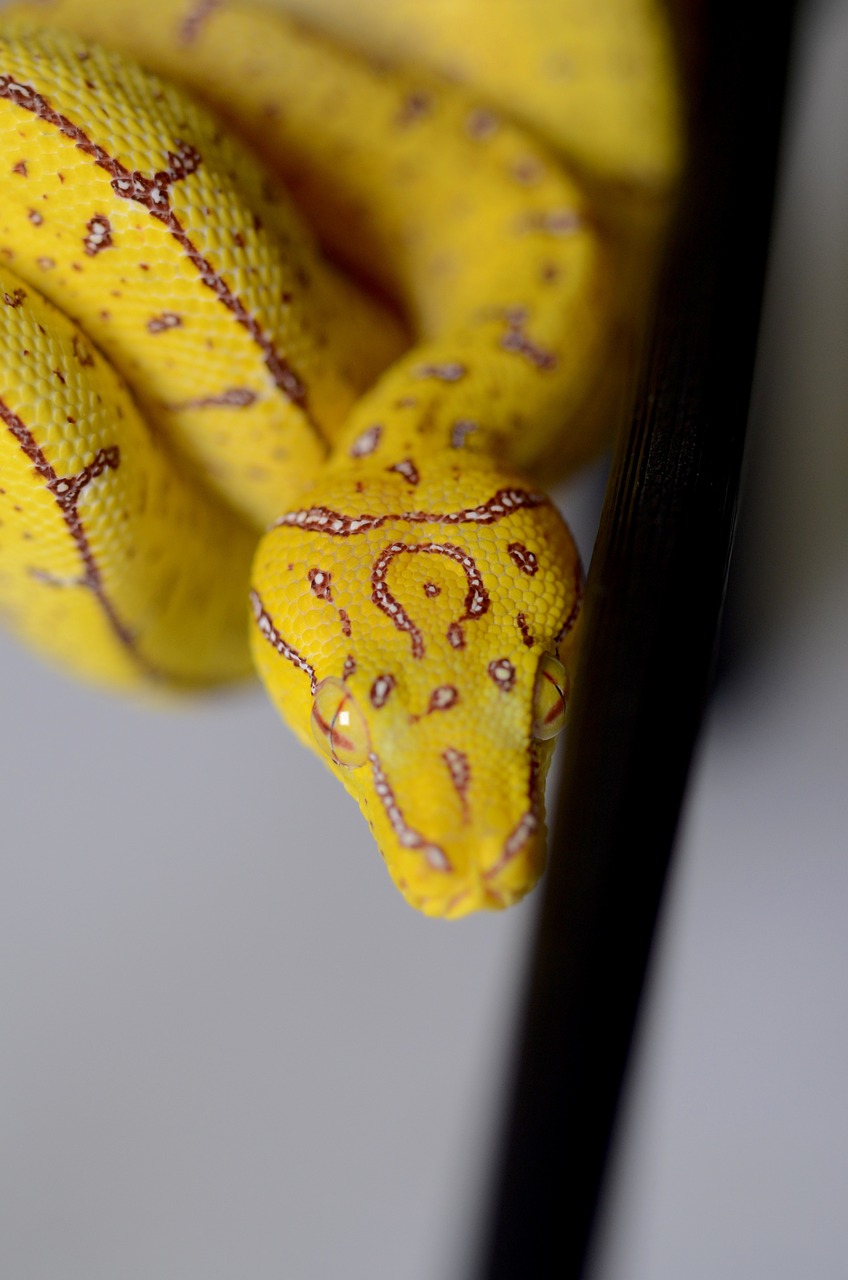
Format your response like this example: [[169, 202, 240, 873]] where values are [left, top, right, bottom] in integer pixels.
[[407, 827, 548, 919], [361, 738, 551, 918]]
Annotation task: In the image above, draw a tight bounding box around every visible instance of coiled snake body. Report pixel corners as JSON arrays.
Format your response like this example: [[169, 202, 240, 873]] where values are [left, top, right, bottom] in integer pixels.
[[0, 0, 678, 915]]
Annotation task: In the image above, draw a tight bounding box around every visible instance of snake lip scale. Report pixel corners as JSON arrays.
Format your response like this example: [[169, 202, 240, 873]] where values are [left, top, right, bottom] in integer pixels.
[[0, 0, 677, 917]]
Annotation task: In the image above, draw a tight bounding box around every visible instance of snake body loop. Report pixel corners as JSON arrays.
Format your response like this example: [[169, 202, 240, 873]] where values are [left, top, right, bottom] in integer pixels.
[[0, 0, 678, 915]]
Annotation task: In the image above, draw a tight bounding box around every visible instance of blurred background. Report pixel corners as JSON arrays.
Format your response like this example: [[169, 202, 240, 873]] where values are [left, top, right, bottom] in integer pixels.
[[1, 0, 846, 1276]]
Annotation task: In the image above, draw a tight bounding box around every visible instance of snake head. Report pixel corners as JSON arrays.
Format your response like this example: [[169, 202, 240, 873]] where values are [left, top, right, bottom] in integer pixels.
[[250, 465, 583, 918]]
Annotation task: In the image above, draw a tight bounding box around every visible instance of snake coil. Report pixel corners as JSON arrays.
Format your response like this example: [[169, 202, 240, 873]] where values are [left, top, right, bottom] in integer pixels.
[[0, 0, 678, 915]]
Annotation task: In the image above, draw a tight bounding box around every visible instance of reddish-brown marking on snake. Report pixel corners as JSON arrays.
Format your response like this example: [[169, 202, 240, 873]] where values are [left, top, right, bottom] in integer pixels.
[[71, 333, 95, 367], [499, 308, 557, 370], [349, 424, 382, 457], [369, 752, 451, 871], [308, 566, 333, 602], [50, 444, 120, 505], [0, 75, 322, 439], [273, 486, 548, 536], [450, 418, 478, 449], [0, 396, 154, 668], [510, 155, 545, 185], [147, 311, 182, 334], [308, 568, 352, 635], [465, 107, 500, 141], [395, 90, 432, 127], [414, 361, 466, 382], [83, 214, 113, 256], [428, 685, 459, 712], [516, 611, 535, 647], [447, 621, 465, 650], [369, 673, 396, 709], [518, 207, 581, 236], [178, 0, 221, 43], [387, 458, 420, 486], [3, 288, 25, 307], [163, 387, 257, 410], [508, 542, 538, 575], [488, 657, 516, 691], [371, 541, 489, 659], [250, 589, 317, 693], [442, 747, 471, 820], [485, 747, 542, 880], [26, 566, 79, 588]]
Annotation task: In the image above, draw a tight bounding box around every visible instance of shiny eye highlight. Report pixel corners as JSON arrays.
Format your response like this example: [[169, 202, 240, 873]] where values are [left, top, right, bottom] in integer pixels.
[[311, 678, 370, 767], [532, 654, 568, 740]]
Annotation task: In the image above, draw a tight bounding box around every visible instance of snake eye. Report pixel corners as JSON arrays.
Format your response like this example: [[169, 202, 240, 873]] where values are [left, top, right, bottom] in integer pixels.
[[532, 654, 568, 740], [311, 678, 370, 767]]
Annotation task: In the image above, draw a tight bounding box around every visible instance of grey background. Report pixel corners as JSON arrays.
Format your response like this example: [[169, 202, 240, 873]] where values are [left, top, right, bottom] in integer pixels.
[[1, 1, 846, 1276]]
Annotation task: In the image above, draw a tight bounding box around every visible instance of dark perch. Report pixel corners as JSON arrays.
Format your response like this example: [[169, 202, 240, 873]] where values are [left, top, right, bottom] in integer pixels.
[[473, 1, 798, 1276]]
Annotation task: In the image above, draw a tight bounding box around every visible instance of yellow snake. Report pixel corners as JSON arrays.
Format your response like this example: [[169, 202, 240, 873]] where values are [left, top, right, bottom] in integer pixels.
[[0, 0, 679, 916]]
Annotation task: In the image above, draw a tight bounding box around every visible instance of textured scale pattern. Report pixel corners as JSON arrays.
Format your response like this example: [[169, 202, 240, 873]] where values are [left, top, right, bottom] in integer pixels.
[[0, 271, 254, 683], [0, 0, 678, 915]]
